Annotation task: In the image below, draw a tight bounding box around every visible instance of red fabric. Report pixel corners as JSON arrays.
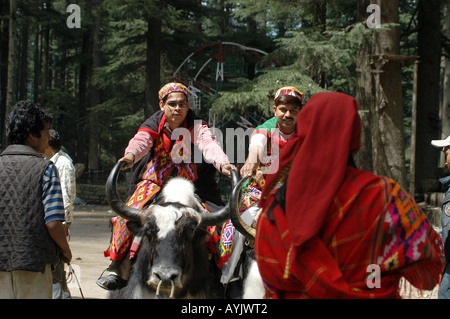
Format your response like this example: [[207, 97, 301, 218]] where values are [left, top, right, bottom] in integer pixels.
[[255, 92, 444, 298], [256, 166, 444, 299], [256, 168, 394, 298], [260, 92, 361, 247]]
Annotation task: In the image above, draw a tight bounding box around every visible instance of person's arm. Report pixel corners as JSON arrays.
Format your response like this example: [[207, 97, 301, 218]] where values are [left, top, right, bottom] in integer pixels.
[[240, 145, 264, 177], [192, 122, 237, 177], [240, 133, 267, 177], [42, 163, 72, 262], [119, 130, 154, 169], [47, 220, 72, 263]]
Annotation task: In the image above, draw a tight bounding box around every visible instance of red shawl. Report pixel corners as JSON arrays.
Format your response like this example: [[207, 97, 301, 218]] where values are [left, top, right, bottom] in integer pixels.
[[259, 92, 361, 247], [255, 92, 444, 298]]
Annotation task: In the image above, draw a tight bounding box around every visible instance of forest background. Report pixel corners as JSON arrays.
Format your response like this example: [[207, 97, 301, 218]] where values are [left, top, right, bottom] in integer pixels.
[[0, 0, 448, 199]]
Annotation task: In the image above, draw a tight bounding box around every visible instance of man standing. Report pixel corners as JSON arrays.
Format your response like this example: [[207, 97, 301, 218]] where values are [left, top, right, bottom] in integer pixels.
[[0, 101, 71, 298], [43, 129, 76, 231], [431, 136, 450, 299], [43, 129, 76, 299]]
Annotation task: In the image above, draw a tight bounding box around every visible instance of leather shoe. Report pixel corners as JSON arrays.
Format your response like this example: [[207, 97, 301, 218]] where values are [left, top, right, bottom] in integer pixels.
[[96, 274, 127, 290]]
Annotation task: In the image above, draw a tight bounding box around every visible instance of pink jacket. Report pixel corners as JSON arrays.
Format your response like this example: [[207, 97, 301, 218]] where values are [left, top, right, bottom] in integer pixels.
[[125, 122, 229, 171]]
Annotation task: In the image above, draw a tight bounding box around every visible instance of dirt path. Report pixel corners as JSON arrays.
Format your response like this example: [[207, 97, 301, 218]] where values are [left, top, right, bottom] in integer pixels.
[[65, 204, 440, 299], [65, 205, 112, 299]]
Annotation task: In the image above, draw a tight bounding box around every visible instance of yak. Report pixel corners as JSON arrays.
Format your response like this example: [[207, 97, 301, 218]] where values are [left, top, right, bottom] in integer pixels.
[[105, 162, 240, 299]]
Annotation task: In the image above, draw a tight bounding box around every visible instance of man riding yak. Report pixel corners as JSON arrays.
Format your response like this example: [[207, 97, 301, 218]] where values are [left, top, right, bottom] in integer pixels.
[[96, 82, 237, 291], [219, 86, 305, 298]]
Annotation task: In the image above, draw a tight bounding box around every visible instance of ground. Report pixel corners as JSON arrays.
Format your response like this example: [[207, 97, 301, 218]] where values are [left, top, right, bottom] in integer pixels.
[[66, 204, 439, 299], [65, 204, 111, 299]]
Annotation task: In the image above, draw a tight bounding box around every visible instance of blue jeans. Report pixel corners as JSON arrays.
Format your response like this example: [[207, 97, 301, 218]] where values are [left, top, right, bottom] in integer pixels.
[[52, 260, 71, 299]]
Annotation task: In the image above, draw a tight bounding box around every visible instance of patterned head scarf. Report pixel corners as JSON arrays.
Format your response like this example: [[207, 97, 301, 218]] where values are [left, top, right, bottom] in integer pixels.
[[274, 86, 304, 105], [158, 82, 189, 101]]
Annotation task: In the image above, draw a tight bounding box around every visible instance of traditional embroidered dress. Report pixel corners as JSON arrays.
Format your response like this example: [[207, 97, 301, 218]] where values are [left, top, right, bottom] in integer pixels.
[[218, 118, 295, 267], [241, 117, 289, 207], [255, 92, 445, 298], [104, 110, 224, 261], [218, 86, 303, 268]]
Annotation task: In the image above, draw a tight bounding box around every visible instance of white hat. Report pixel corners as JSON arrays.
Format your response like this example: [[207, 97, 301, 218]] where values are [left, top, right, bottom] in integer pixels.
[[431, 135, 450, 148]]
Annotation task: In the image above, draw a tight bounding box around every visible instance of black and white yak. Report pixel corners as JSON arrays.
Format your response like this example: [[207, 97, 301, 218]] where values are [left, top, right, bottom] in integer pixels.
[[105, 162, 242, 299]]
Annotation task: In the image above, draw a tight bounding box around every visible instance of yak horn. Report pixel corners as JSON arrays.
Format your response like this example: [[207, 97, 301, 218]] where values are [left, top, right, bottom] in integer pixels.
[[229, 175, 256, 239], [199, 170, 240, 227], [105, 162, 142, 222]]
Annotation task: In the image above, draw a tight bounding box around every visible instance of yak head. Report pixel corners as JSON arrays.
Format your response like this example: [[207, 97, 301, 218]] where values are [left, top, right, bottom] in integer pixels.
[[137, 203, 209, 297]]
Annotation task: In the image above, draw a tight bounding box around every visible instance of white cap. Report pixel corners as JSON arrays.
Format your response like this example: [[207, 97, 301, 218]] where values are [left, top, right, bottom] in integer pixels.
[[431, 135, 450, 148]]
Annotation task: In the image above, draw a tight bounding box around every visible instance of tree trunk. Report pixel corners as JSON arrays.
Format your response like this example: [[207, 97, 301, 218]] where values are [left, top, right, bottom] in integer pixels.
[[41, 27, 50, 104], [18, 23, 28, 101], [415, 0, 441, 195], [144, 6, 162, 118], [33, 23, 41, 103], [88, 0, 103, 170], [443, 0, 450, 142], [371, 0, 407, 188], [6, 0, 17, 119], [76, 1, 92, 165], [312, 0, 327, 33], [355, 0, 375, 173], [0, 0, 10, 148]]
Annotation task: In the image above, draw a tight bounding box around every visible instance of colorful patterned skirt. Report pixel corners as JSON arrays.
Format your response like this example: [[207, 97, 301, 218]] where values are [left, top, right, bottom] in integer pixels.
[[103, 180, 161, 261], [217, 171, 265, 268], [103, 179, 221, 261]]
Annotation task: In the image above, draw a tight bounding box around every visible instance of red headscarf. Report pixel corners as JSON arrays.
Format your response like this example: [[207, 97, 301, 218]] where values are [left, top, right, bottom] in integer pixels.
[[259, 92, 362, 247]]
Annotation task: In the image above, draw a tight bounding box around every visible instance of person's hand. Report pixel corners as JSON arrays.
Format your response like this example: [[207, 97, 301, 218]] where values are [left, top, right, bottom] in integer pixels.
[[60, 246, 72, 264], [118, 153, 135, 170], [240, 145, 261, 177], [221, 163, 238, 177], [240, 161, 258, 178], [63, 223, 69, 237]]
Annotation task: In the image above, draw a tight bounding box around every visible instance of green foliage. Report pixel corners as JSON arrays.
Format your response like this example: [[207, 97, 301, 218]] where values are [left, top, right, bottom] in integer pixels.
[[209, 21, 378, 123], [227, 0, 304, 36], [276, 29, 354, 90], [2, 0, 423, 172], [210, 68, 325, 120]]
